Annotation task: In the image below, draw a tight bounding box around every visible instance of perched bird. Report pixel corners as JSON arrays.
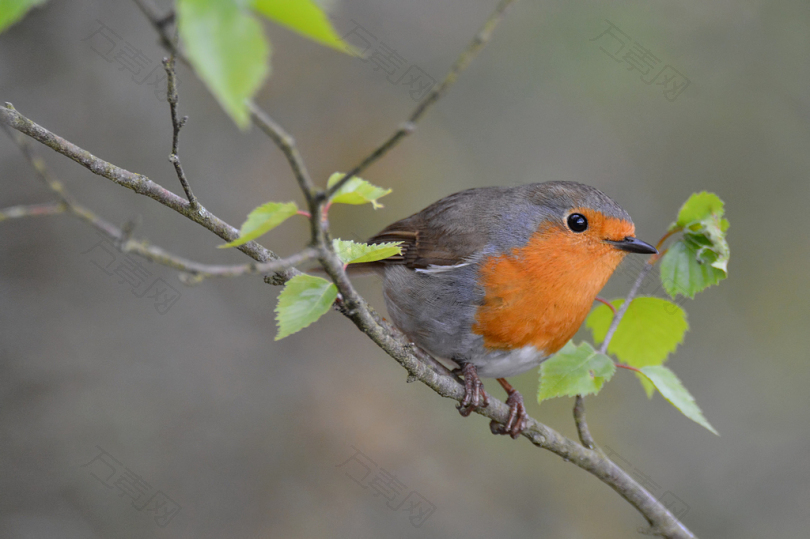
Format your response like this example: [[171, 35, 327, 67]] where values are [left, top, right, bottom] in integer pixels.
[[364, 181, 657, 437]]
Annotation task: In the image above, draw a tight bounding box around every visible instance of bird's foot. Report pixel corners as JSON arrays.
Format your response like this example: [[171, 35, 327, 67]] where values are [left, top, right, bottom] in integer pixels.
[[456, 363, 489, 417], [489, 378, 528, 439]]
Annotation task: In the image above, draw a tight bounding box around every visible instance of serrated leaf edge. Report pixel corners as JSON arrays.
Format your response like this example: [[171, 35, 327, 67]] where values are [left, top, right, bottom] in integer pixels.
[[274, 275, 337, 340]]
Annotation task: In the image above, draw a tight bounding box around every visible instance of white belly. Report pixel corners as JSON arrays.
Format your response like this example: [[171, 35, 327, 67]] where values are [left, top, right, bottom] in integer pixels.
[[467, 345, 550, 378]]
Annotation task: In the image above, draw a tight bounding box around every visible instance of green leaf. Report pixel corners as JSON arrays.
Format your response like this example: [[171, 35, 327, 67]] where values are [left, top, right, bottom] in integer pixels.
[[219, 201, 298, 248], [660, 238, 727, 298], [327, 172, 392, 208], [587, 297, 688, 398], [178, 0, 270, 129], [586, 298, 688, 365], [661, 192, 729, 298], [252, 0, 355, 54], [673, 191, 725, 229], [332, 239, 402, 264], [538, 341, 616, 402], [275, 274, 337, 340], [638, 366, 719, 435], [0, 0, 47, 34]]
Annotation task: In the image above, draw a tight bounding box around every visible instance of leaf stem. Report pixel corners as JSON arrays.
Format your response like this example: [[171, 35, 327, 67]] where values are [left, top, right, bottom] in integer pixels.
[[616, 363, 642, 373], [656, 226, 683, 250], [594, 296, 617, 315], [648, 226, 682, 264]]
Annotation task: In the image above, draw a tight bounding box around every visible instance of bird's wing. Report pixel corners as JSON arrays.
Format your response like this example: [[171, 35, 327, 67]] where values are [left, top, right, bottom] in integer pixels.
[[366, 189, 494, 270]]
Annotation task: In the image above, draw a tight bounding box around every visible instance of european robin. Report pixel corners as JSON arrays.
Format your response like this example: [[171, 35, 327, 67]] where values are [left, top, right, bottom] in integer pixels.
[[363, 181, 657, 437]]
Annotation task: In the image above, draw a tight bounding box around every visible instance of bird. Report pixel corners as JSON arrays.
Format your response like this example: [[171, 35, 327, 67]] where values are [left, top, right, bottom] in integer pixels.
[[361, 181, 657, 438]]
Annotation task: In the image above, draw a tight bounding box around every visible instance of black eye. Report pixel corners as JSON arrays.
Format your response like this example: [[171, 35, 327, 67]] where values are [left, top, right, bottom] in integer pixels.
[[567, 213, 588, 233]]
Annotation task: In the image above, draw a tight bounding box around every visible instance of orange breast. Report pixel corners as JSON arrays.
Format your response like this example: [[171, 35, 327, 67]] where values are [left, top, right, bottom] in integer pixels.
[[472, 215, 634, 355]]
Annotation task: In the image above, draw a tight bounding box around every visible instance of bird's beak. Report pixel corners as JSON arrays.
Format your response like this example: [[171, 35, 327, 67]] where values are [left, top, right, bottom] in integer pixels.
[[604, 236, 658, 254]]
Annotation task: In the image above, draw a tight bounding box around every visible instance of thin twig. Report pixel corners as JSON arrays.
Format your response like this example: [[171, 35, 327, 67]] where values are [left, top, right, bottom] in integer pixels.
[[4, 202, 314, 281], [574, 254, 656, 451], [248, 103, 318, 205], [573, 256, 655, 458], [0, 202, 67, 221], [134, 0, 319, 208], [600, 261, 655, 355], [600, 223, 677, 355], [132, 0, 176, 52], [163, 52, 198, 208], [0, 201, 65, 221], [176, 248, 316, 284], [2, 123, 311, 282], [573, 396, 596, 449], [576, 260, 655, 449], [325, 0, 519, 199]]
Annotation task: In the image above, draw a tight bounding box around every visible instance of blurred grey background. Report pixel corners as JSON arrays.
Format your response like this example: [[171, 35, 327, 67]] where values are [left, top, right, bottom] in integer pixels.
[[1, 0, 808, 538]]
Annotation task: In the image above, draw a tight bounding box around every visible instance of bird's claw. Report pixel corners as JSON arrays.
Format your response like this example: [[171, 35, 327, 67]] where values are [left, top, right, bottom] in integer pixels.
[[489, 390, 527, 438], [457, 363, 489, 417]]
